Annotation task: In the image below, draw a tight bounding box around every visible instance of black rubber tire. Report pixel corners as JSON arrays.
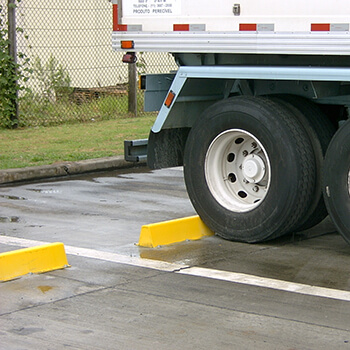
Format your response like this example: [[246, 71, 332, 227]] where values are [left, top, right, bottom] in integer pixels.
[[323, 119, 350, 245], [184, 96, 316, 243], [269, 96, 335, 231]]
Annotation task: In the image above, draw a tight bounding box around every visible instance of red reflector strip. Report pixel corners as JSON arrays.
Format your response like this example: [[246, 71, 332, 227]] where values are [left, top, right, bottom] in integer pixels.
[[240, 23, 257, 31], [116, 24, 128, 31], [164, 91, 176, 108], [173, 24, 190, 31], [311, 23, 331, 31]]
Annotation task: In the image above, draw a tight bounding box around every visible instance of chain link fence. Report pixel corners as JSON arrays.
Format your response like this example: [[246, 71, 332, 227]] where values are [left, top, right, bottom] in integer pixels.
[[1, 0, 177, 127]]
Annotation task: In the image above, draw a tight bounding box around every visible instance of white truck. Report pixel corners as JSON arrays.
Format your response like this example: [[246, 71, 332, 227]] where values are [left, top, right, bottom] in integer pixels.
[[112, 0, 350, 245]]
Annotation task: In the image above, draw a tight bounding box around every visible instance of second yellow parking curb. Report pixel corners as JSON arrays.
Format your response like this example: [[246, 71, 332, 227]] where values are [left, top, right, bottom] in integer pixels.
[[138, 215, 214, 248]]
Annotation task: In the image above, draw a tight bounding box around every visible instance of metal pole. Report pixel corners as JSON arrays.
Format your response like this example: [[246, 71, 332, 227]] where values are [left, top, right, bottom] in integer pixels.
[[128, 62, 137, 117], [7, 0, 18, 126], [8, 0, 17, 61]]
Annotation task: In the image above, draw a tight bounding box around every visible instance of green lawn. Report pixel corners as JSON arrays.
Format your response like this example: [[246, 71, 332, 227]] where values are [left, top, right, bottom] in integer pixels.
[[0, 116, 156, 169]]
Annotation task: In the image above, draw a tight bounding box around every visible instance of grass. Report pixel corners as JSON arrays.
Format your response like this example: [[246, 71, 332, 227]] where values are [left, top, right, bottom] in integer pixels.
[[0, 116, 156, 169], [18, 93, 144, 127]]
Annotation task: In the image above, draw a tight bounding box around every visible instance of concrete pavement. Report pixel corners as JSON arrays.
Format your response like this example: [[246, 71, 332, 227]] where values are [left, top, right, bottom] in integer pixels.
[[1, 167, 350, 349]]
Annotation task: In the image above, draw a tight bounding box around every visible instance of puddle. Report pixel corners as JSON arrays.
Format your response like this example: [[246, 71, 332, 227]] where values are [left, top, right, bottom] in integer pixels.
[[9, 327, 45, 335], [82, 166, 152, 182], [38, 285, 54, 294], [28, 189, 62, 194], [0, 195, 26, 200], [0, 216, 20, 223]]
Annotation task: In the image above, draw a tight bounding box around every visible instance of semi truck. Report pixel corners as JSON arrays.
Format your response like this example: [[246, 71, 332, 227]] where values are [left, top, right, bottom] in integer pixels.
[[112, 0, 350, 245]]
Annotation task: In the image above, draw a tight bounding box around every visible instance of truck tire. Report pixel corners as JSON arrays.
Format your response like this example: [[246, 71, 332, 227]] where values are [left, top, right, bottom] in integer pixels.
[[270, 96, 335, 231], [323, 119, 350, 245], [184, 96, 316, 243]]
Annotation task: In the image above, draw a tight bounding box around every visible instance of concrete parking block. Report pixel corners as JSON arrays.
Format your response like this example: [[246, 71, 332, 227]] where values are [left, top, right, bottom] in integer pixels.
[[138, 215, 214, 248], [0, 243, 70, 282]]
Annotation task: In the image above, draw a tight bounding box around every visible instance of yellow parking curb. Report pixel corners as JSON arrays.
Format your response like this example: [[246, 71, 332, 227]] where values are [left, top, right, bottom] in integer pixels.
[[138, 215, 214, 248], [0, 242, 70, 282]]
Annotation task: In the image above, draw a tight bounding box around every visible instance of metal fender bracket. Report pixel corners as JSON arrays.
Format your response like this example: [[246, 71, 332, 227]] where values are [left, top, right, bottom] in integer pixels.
[[124, 139, 148, 162]]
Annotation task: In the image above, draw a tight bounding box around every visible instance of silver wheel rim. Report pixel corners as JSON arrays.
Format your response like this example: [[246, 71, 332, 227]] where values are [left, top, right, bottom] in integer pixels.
[[205, 129, 271, 213]]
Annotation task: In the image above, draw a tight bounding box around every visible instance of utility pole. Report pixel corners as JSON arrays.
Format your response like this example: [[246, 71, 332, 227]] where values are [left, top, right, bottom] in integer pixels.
[[128, 62, 137, 117], [8, 0, 19, 127]]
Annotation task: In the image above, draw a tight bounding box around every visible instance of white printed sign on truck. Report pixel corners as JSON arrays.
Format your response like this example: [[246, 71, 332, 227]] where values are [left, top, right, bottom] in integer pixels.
[[123, 0, 181, 16]]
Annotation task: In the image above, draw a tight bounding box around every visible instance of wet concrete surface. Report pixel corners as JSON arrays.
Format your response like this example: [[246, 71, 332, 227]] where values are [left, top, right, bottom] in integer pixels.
[[1, 167, 350, 349]]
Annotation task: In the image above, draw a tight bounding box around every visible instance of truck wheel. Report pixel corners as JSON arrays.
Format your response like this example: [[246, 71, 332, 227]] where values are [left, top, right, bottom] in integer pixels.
[[184, 96, 315, 243], [323, 119, 350, 245], [270, 96, 335, 231]]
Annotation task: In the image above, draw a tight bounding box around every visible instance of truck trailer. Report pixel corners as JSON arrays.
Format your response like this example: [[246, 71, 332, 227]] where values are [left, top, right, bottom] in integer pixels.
[[112, 0, 350, 245]]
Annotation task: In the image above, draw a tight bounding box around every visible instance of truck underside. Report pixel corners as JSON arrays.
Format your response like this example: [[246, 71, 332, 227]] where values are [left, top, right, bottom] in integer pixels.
[[142, 53, 350, 244], [147, 53, 350, 168]]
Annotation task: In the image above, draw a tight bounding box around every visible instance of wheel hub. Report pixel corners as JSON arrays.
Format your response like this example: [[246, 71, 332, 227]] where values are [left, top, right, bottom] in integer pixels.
[[242, 154, 266, 183], [205, 129, 271, 213]]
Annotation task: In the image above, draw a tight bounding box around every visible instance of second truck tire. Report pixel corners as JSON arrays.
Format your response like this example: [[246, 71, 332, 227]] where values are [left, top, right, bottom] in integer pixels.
[[269, 95, 335, 231], [184, 96, 316, 242], [323, 119, 350, 245]]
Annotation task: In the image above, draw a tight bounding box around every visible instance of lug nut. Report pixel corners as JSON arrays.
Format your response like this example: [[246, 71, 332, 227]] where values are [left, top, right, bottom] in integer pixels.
[[253, 186, 259, 192], [243, 150, 248, 157]]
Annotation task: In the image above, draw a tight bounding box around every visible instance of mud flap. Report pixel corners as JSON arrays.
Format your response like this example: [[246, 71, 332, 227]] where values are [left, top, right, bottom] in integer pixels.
[[147, 128, 190, 169]]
